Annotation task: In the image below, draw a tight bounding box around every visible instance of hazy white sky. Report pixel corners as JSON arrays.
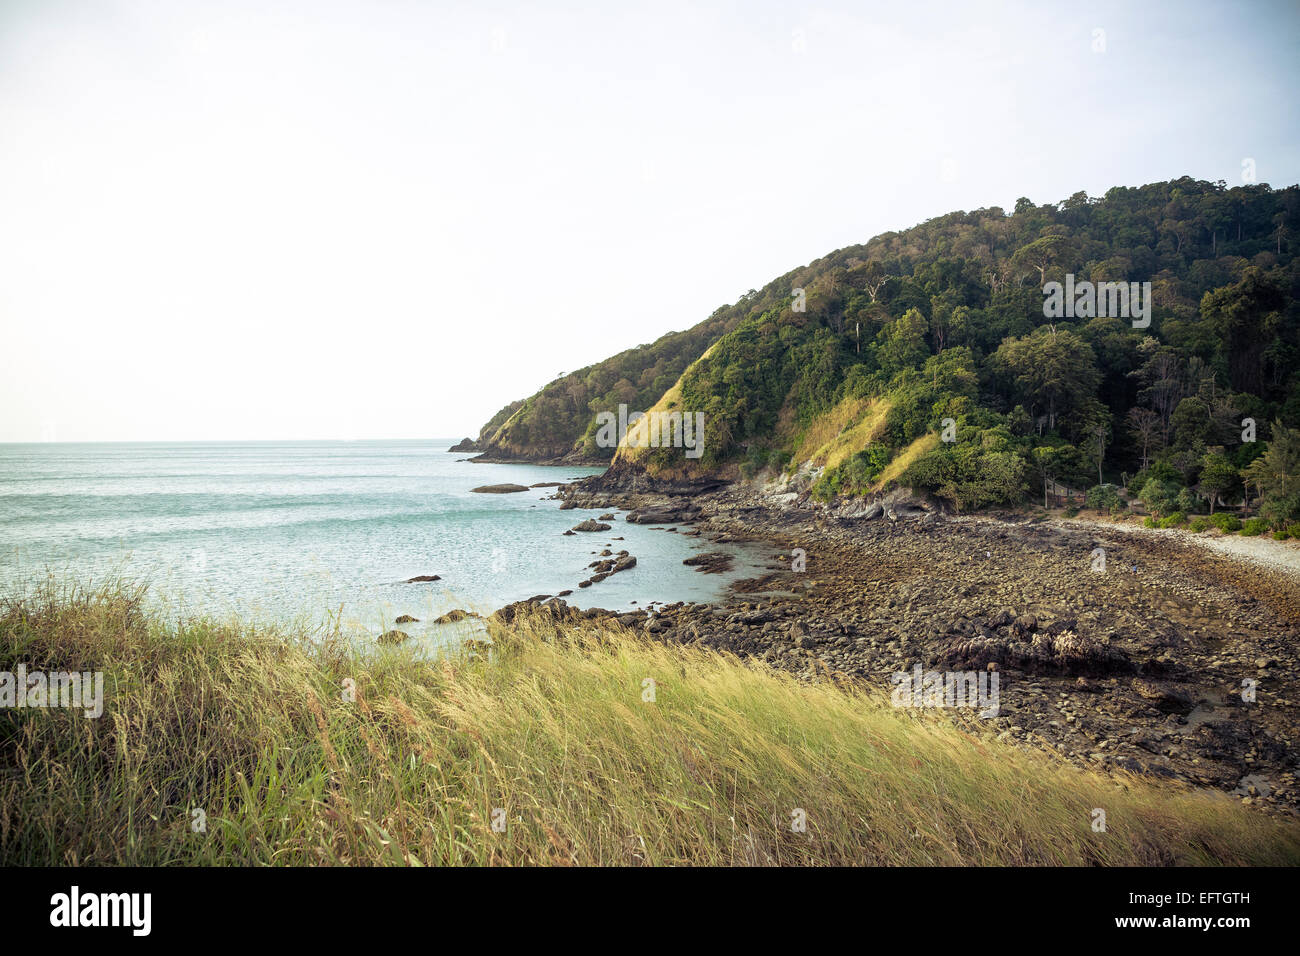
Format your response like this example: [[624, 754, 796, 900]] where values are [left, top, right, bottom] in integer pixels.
[[2, 0, 1297, 442]]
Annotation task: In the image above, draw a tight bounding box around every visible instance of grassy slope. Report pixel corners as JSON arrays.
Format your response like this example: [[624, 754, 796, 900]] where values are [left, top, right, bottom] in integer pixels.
[[791, 395, 891, 472], [3, 582, 1298, 866]]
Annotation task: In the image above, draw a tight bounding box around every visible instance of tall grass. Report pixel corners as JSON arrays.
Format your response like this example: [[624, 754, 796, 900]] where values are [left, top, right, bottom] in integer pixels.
[[2, 579, 1297, 866]]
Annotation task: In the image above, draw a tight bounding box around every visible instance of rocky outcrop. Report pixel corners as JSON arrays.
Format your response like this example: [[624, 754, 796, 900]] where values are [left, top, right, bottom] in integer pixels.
[[448, 438, 479, 452], [377, 629, 410, 644], [627, 508, 699, 525], [471, 484, 531, 494], [571, 519, 612, 532], [404, 574, 441, 583], [683, 551, 734, 573], [433, 609, 479, 624]]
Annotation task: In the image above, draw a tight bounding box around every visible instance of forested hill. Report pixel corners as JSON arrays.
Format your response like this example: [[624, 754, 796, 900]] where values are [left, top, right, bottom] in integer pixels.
[[474, 177, 1300, 527]]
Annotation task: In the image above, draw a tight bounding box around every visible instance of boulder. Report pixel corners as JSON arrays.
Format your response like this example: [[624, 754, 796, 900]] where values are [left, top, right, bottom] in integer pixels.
[[571, 519, 612, 532], [471, 484, 530, 494], [433, 609, 480, 624], [404, 575, 441, 583], [377, 629, 410, 644], [394, 614, 419, 624]]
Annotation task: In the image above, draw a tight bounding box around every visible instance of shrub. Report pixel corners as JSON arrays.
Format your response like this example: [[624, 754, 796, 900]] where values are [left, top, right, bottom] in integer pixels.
[[1273, 531, 1289, 541], [1158, 512, 1187, 529], [1063, 506, 1079, 518], [1138, 478, 1182, 518], [1211, 513, 1242, 533], [1143, 516, 1159, 528], [1189, 516, 1212, 532], [1084, 483, 1123, 514], [1240, 518, 1268, 536]]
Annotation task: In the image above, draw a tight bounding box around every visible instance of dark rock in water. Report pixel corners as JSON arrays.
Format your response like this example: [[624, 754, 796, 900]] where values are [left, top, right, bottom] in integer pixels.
[[571, 519, 612, 532], [614, 555, 637, 572], [562, 530, 576, 536], [531, 482, 562, 488], [471, 483, 530, 494], [434, 609, 479, 624], [557, 589, 573, 597], [559, 500, 578, 510], [490, 596, 582, 625], [578, 579, 592, 588], [526, 594, 552, 603], [683, 551, 734, 574], [405, 575, 441, 583], [378, 629, 410, 644], [449, 438, 479, 452], [395, 614, 419, 624], [598, 513, 615, 520]]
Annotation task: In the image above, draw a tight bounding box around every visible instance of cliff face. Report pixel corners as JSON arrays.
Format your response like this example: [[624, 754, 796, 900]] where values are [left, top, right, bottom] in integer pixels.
[[473, 178, 1300, 509]]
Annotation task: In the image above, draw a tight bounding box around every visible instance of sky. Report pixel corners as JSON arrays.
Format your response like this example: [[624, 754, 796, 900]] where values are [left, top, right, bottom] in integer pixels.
[[1, 0, 1298, 442]]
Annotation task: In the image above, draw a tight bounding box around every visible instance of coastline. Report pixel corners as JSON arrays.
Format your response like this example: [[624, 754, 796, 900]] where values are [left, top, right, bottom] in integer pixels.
[[534, 472, 1300, 816]]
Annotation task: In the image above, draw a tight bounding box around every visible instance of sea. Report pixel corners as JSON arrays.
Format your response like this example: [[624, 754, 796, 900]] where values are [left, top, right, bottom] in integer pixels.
[[0, 440, 767, 644]]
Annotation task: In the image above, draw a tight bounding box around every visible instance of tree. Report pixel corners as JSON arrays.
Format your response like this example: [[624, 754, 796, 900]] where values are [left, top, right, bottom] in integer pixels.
[[1130, 341, 1184, 443], [1248, 421, 1300, 525], [991, 327, 1102, 435], [1197, 451, 1239, 514], [1010, 235, 1071, 286], [1086, 419, 1110, 485], [1126, 406, 1162, 470], [878, 308, 930, 377], [1200, 266, 1287, 395], [1138, 477, 1181, 518]]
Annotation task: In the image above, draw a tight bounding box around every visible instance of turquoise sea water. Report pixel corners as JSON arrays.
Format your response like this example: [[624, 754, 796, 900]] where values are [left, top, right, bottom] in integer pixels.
[[0, 441, 764, 642]]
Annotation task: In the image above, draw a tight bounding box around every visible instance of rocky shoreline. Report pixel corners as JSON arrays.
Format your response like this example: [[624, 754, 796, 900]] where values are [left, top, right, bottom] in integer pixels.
[[495, 469, 1300, 817]]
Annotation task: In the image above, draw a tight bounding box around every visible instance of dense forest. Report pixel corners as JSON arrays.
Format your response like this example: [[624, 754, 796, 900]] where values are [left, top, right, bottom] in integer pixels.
[[476, 178, 1300, 531]]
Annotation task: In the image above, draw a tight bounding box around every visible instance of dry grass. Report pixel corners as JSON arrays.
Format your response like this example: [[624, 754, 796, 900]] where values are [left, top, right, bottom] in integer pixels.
[[872, 432, 940, 491], [791, 396, 891, 472], [2, 579, 1297, 866]]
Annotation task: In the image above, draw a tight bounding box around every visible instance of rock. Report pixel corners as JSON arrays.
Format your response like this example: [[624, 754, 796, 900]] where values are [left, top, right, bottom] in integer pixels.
[[531, 482, 562, 488], [377, 629, 410, 644], [571, 519, 612, 532], [683, 551, 734, 574], [627, 508, 696, 525], [448, 438, 478, 452], [394, 614, 419, 624], [490, 597, 582, 626], [433, 609, 479, 624], [404, 575, 441, 583], [471, 484, 530, 494]]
